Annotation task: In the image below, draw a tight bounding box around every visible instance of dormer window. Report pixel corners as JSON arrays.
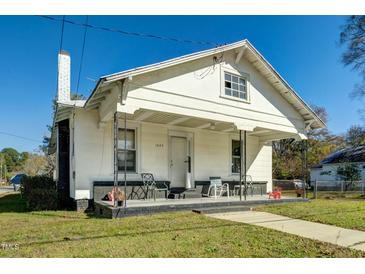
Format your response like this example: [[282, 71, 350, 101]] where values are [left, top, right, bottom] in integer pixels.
[[224, 72, 247, 100]]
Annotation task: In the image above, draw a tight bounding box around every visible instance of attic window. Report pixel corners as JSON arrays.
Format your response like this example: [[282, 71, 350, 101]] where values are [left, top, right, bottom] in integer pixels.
[[224, 72, 247, 101]]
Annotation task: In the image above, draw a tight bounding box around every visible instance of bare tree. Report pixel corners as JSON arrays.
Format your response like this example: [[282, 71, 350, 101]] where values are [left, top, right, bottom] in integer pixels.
[[23, 153, 47, 176], [340, 16, 365, 100], [345, 125, 365, 146]]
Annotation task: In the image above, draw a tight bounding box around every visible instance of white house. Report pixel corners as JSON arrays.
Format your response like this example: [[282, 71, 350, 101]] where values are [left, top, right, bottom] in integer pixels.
[[49, 39, 324, 210], [310, 145, 365, 187]]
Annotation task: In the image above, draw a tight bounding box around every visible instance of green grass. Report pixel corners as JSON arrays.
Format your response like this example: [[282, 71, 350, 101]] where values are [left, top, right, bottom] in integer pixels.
[[0, 192, 363, 258], [257, 195, 365, 231]]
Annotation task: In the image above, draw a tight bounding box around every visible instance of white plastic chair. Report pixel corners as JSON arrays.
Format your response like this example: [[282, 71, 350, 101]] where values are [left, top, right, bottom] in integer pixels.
[[202, 177, 229, 198]]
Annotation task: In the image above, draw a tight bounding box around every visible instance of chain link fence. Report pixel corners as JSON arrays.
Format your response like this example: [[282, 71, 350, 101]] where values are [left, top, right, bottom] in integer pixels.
[[311, 180, 365, 199], [272, 179, 365, 199], [273, 179, 309, 198]]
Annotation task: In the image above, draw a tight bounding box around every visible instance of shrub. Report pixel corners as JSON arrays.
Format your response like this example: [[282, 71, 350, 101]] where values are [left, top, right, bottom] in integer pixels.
[[20, 175, 57, 210]]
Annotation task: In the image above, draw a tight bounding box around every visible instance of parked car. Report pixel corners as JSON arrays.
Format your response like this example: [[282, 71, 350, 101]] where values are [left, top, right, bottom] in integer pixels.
[[10, 173, 26, 191]]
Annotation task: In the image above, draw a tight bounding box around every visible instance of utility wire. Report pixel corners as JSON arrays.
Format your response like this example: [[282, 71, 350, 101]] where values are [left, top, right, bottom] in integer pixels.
[[59, 15, 65, 53], [76, 15, 89, 95], [38, 15, 220, 46], [0, 131, 42, 144]]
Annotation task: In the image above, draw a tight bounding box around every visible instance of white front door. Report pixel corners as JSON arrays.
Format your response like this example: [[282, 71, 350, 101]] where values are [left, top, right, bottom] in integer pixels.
[[170, 136, 188, 188]]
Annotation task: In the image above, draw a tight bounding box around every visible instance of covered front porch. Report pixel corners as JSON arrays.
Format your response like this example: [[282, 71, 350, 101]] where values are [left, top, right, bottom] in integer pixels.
[[89, 104, 308, 213]]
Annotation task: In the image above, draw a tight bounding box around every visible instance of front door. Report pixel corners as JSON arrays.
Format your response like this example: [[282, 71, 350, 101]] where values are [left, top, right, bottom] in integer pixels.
[[170, 136, 188, 188]]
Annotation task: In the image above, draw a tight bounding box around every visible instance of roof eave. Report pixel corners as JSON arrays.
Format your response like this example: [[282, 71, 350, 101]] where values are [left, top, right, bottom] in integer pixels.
[[84, 38, 325, 130]]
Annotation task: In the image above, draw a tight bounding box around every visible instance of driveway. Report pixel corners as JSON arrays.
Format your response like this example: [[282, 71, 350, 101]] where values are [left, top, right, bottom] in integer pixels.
[[208, 211, 365, 252]]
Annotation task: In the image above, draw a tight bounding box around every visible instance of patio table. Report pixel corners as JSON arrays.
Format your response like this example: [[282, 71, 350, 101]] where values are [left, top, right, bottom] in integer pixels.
[[232, 182, 267, 196], [128, 185, 147, 200]]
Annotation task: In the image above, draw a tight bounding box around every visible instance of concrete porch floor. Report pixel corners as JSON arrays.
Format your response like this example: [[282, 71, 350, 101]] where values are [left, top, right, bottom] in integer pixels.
[[94, 195, 307, 218]]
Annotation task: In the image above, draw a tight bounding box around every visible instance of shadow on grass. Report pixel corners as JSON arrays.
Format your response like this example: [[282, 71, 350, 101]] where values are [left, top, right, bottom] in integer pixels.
[[18, 221, 240, 248], [0, 192, 27, 213], [0, 192, 96, 218]]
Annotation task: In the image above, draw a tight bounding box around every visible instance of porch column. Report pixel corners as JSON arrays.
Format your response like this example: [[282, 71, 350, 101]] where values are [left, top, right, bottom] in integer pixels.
[[301, 140, 308, 199], [239, 130, 242, 201], [113, 112, 119, 207], [243, 130, 247, 201], [239, 130, 247, 201], [123, 111, 127, 208]]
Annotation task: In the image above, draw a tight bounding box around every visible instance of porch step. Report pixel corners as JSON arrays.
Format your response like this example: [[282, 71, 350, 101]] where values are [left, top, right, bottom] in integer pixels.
[[192, 205, 253, 214]]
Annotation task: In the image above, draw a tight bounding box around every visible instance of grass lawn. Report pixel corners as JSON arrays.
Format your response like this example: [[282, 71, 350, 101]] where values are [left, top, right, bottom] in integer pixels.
[[0, 192, 364, 258], [257, 194, 365, 232]]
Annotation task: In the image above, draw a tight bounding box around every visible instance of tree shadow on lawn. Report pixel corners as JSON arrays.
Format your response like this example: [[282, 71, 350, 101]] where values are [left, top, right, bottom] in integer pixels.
[[14, 222, 240, 248], [0, 192, 27, 213], [0, 193, 94, 219]]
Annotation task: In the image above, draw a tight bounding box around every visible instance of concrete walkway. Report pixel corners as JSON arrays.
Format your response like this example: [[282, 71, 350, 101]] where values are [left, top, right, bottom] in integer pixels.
[[207, 211, 365, 252]]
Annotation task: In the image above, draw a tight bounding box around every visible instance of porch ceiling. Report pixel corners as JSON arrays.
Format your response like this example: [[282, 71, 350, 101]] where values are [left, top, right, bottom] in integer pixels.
[[126, 109, 236, 132], [121, 108, 300, 141]]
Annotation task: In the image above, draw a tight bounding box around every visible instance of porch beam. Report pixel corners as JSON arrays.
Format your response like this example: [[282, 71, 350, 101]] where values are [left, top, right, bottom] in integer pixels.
[[134, 111, 155, 121], [196, 122, 212, 129], [259, 133, 297, 143], [235, 123, 255, 132], [222, 127, 235, 132], [248, 129, 271, 136], [168, 117, 190, 125]]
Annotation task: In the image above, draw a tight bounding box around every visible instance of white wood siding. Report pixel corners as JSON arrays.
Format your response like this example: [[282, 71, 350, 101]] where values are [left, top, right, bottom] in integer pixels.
[[123, 49, 305, 134], [72, 110, 273, 198]]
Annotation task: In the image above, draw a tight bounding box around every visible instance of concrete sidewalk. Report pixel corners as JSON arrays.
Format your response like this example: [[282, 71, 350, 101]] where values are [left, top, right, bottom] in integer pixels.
[[207, 211, 365, 252]]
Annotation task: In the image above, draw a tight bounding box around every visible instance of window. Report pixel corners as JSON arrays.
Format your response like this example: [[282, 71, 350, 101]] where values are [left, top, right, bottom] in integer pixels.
[[117, 129, 136, 172], [231, 140, 241, 174], [224, 72, 247, 100]]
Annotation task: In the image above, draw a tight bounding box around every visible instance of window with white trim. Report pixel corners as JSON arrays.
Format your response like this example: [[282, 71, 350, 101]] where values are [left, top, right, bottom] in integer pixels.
[[117, 129, 136, 172], [224, 72, 247, 100]]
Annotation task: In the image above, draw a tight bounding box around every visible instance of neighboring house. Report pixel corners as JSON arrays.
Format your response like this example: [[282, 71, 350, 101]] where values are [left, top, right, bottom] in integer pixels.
[[310, 145, 365, 183], [49, 39, 324, 210], [10, 173, 26, 191]]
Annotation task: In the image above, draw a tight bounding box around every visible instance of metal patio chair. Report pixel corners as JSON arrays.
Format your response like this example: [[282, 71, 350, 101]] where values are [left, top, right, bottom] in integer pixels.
[[233, 175, 254, 196], [202, 177, 229, 198], [141, 173, 168, 201]]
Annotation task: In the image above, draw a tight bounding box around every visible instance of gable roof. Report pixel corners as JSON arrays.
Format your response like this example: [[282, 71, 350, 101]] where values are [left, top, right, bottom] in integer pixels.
[[320, 145, 365, 164], [84, 39, 325, 129]]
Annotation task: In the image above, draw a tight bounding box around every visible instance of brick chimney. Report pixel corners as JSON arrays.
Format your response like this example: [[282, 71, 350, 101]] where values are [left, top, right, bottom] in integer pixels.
[[57, 50, 71, 102]]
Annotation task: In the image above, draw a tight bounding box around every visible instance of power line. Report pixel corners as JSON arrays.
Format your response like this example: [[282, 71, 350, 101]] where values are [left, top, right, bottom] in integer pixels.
[[38, 15, 221, 46], [0, 131, 42, 144], [76, 15, 89, 95], [59, 15, 65, 52]]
